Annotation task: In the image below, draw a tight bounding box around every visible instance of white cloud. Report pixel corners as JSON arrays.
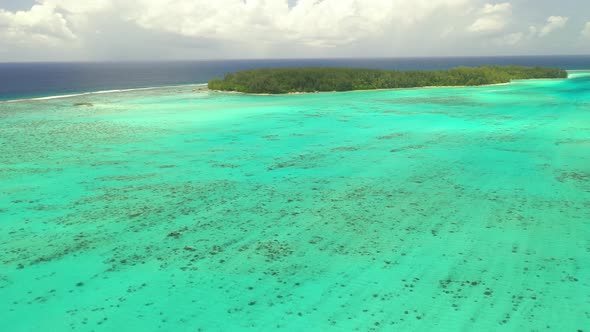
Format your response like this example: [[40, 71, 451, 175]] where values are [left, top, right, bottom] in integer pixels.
[[480, 2, 512, 15], [526, 16, 569, 39], [120, 0, 471, 47], [43, 0, 112, 14], [539, 16, 568, 37], [468, 2, 512, 33], [527, 25, 537, 38], [0, 3, 76, 45], [468, 16, 508, 33], [1, 0, 589, 61], [582, 22, 590, 39], [495, 32, 523, 45]]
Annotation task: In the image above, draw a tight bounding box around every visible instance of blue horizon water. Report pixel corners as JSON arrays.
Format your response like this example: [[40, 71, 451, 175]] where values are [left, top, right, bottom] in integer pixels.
[[1, 55, 590, 101]]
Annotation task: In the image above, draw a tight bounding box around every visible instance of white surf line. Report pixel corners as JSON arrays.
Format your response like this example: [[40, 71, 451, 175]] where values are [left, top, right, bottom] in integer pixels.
[[1, 83, 209, 104]]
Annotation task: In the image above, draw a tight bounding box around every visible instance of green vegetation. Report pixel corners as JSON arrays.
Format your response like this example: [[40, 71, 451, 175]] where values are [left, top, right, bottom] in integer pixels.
[[208, 66, 568, 94]]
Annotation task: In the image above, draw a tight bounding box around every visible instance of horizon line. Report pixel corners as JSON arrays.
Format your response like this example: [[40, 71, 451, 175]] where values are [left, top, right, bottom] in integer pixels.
[[1, 54, 590, 64]]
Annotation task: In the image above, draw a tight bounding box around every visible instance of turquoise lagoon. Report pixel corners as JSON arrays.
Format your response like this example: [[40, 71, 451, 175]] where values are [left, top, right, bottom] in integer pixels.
[[1, 72, 589, 331]]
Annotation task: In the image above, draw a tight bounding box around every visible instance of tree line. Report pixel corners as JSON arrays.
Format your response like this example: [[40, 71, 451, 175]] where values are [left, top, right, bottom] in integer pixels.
[[208, 66, 568, 94]]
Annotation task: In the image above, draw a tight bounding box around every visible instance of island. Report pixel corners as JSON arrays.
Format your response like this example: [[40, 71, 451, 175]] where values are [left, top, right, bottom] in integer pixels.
[[208, 66, 568, 94]]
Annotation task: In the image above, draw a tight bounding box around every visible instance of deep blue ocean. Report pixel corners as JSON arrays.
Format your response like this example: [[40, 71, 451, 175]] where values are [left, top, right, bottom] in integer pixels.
[[1, 55, 589, 101]]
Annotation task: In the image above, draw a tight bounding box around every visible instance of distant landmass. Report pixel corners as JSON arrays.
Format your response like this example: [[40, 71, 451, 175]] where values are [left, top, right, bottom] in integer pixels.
[[208, 66, 568, 94]]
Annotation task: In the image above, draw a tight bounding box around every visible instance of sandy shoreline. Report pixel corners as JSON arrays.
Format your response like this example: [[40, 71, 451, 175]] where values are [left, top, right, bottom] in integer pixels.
[[208, 75, 578, 96], [209, 82, 513, 96]]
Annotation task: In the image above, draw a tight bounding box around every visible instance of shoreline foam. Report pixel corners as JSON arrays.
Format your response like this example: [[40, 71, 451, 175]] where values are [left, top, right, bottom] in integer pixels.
[[1, 83, 208, 104]]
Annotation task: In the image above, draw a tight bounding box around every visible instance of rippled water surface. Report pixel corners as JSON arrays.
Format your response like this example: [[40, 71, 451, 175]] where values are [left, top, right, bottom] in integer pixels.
[[1, 73, 589, 331]]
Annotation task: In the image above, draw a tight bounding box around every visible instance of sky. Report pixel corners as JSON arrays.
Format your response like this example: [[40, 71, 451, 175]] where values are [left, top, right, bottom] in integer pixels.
[[0, 0, 589, 61]]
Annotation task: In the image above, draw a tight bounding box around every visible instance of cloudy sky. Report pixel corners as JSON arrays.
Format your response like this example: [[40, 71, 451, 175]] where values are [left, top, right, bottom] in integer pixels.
[[0, 0, 589, 61]]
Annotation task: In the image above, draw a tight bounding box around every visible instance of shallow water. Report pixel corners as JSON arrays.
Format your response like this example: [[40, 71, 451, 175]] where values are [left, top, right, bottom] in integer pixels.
[[1, 73, 589, 331]]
